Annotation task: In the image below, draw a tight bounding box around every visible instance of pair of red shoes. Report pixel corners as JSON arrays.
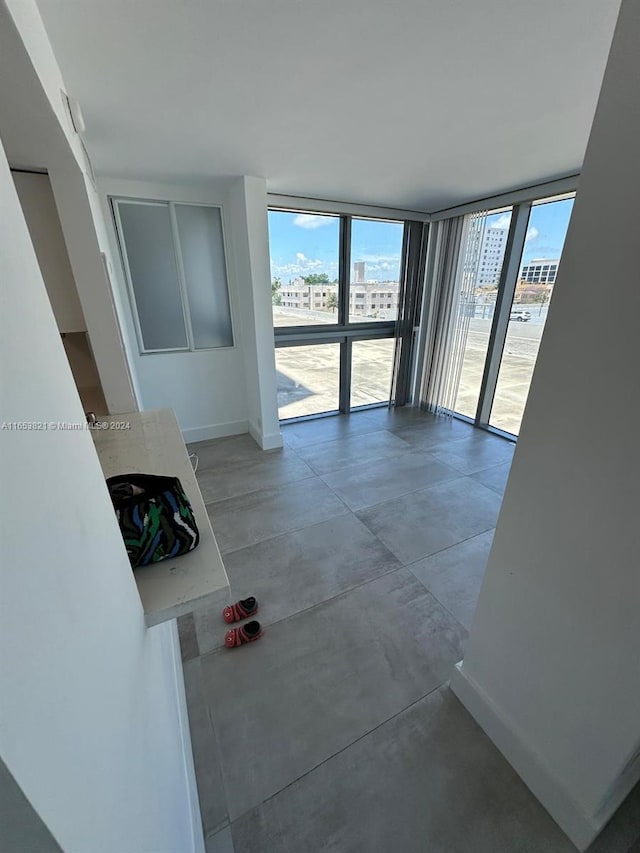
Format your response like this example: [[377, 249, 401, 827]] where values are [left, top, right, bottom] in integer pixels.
[[222, 596, 263, 648]]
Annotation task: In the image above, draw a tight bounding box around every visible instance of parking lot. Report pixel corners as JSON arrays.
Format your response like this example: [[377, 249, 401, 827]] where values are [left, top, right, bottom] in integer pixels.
[[274, 306, 548, 434]]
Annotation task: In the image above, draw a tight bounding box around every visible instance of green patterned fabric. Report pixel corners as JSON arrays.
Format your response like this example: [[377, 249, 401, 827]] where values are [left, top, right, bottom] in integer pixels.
[[107, 474, 200, 568]]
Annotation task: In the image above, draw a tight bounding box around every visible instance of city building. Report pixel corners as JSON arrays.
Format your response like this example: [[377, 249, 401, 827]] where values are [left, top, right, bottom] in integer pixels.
[[279, 281, 337, 311], [521, 258, 560, 283], [348, 282, 398, 318], [279, 279, 399, 318]]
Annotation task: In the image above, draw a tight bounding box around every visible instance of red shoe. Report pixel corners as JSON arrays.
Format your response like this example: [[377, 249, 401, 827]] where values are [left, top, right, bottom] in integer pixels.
[[223, 596, 259, 623], [224, 620, 263, 648]]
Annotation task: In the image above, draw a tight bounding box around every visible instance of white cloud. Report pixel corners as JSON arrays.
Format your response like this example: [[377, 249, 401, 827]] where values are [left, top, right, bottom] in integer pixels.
[[525, 226, 540, 242], [492, 214, 511, 229], [271, 255, 337, 281], [356, 253, 400, 265], [293, 214, 334, 229]]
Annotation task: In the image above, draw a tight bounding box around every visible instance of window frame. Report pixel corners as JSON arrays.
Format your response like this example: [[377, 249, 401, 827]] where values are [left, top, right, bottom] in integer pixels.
[[270, 209, 403, 339], [269, 207, 408, 420], [452, 191, 576, 438]]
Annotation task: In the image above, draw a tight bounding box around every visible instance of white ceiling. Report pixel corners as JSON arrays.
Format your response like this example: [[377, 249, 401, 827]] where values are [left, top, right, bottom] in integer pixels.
[[34, 0, 620, 212]]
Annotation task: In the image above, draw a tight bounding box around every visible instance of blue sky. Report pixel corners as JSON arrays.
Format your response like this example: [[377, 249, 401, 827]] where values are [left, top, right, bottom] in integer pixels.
[[490, 197, 574, 264], [268, 199, 574, 283], [268, 212, 404, 283], [522, 197, 574, 263]]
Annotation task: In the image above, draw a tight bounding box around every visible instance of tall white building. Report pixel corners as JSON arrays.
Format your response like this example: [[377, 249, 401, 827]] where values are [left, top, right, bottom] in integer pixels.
[[477, 224, 509, 286]]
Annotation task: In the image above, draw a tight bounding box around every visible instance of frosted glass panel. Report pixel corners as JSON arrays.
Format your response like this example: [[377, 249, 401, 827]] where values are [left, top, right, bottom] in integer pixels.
[[117, 202, 187, 350], [175, 205, 233, 349]]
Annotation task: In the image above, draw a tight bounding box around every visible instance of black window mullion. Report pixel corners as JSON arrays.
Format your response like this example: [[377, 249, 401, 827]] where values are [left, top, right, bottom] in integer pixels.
[[339, 338, 352, 413], [338, 215, 351, 327], [476, 202, 532, 426]]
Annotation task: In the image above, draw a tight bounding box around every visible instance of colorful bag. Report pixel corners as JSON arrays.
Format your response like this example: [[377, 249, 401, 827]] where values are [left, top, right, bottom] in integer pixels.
[[106, 473, 200, 568]]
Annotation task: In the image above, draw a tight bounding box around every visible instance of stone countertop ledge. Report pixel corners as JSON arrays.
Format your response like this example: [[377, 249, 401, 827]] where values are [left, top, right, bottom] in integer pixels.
[[93, 408, 229, 628]]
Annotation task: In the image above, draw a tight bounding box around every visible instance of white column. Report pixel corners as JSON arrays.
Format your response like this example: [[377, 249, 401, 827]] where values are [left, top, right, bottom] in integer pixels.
[[228, 176, 282, 450]]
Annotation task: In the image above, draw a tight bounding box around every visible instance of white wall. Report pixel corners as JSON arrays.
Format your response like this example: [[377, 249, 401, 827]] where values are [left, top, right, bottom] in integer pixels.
[[98, 177, 250, 443], [4, 0, 280, 444], [4, 0, 87, 175], [3, 0, 138, 417], [48, 158, 139, 415], [98, 176, 281, 447], [0, 141, 202, 853], [12, 170, 85, 333], [451, 2, 640, 849]]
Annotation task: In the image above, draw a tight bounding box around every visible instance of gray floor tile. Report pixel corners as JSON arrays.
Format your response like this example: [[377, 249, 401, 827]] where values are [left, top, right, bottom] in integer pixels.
[[321, 451, 460, 511], [207, 478, 349, 554], [200, 569, 466, 819], [358, 477, 501, 565], [362, 406, 450, 431], [471, 461, 513, 495], [194, 514, 401, 653], [206, 826, 235, 853], [431, 433, 515, 475], [183, 659, 228, 837], [232, 686, 576, 853], [391, 416, 473, 450], [281, 413, 381, 449], [408, 529, 495, 630], [294, 428, 412, 475], [177, 612, 200, 661], [189, 434, 268, 472], [197, 450, 314, 503]]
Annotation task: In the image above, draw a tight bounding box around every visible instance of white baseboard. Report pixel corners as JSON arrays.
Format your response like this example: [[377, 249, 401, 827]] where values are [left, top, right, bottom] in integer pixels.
[[450, 662, 599, 851], [248, 420, 283, 450], [181, 420, 249, 444], [168, 620, 205, 853], [179, 419, 283, 450]]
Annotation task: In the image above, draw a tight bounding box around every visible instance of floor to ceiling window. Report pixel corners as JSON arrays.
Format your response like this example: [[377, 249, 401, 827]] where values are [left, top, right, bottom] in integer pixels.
[[453, 207, 512, 419], [269, 208, 406, 421], [445, 192, 575, 437], [489, 197, 574, 434]]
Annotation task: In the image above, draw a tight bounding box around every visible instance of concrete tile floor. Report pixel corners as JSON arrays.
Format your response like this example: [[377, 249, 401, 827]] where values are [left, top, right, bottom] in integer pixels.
[[180, 410, 639, 852], [233, 686, 576, 853]]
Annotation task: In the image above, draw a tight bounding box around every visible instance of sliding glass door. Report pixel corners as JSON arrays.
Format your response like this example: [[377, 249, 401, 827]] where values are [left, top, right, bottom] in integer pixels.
[[268, 209, 406, 421]]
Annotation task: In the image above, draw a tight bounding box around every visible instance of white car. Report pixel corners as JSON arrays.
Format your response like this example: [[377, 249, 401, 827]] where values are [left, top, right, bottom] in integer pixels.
[[510, 309, 531, 322]]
